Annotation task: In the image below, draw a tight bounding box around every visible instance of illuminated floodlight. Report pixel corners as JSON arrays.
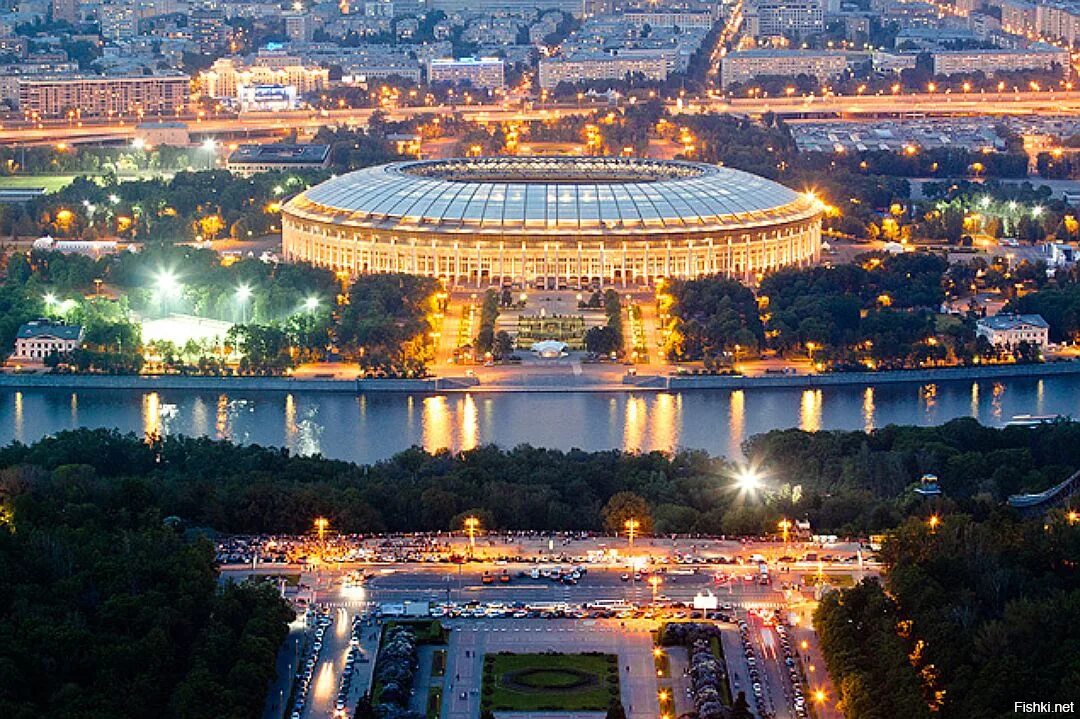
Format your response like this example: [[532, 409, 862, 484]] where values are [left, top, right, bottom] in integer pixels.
[[236, 284, 253, 302], [155, 269, 180, 297], [304, 296, 319, 312], [202, 138, 217, 152], [734, 465, 763, 493], [43, 292, 57, 306], [132, 138, 146, 151]]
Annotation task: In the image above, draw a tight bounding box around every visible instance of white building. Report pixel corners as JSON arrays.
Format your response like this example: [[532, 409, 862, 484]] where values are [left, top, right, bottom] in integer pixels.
[[427, 57, 505, 89], [720, 49, 848, 88], [11, 321, 83, 361], [976, 313, 1050, 349], [931, 45, 1070, 76], [744, 0, 825, 38]]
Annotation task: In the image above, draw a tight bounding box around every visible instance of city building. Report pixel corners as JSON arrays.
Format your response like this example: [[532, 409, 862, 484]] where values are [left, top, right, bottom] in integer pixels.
[[285, 12, 315, 43], [976, 313, 1050, 349], [744, 0, 825, 38], [930, 45, 1070, 76], [11, 321, 83, 362], [539, 51, 671, 88], [622, 11, 715, 29], [226, 144, 331, 176], [427, 57, 506, 89], [17, 74, 190, 118], [200, 56, 329, 101], [51, 0, 78, 23], [237, 84, 299, 111], [720, 49, 848, 88], [282, 157, 823, 287], [134, 121, 191, 147]]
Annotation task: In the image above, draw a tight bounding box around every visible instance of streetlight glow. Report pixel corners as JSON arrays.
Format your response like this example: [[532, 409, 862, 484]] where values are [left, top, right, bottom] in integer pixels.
[[304, 296, 319, 312], [735, 467, 762, 493]]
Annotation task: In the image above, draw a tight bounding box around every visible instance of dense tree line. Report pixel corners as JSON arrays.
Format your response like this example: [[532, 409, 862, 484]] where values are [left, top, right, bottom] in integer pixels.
[[1, 418, 1077, 538], [336, 273, 440, 376], [663, 277, 762, 366], [0, 453, 293, 718], [817, 509, 1080, 719]]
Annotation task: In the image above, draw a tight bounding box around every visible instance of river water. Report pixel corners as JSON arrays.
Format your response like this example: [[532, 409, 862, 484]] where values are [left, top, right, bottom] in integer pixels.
[[0, 376, 1075, 463]]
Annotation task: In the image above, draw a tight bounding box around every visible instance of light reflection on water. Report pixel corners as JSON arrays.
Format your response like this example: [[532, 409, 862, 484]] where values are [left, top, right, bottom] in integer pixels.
[[1, 376, 1079, 462]]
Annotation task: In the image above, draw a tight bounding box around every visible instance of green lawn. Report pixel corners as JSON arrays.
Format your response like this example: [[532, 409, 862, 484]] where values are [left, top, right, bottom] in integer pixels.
[[0, 175, 77, 192], [426, 686, 442, 719], [482, 653, 619, 712]]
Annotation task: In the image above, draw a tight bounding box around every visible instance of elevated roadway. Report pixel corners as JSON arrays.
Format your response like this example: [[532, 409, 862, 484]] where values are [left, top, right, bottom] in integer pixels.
[[2, 91, 1079, 147]]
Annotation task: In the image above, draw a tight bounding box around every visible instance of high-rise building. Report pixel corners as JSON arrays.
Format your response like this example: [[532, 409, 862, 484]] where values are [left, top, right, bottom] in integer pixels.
[[99, 1, 137, 42], [427, 57, 506, 89], [51, 0, 78, 23], [285, 13, 314, 43], [743, 0, 825, 38], [18, 74, 190, 118], [190, 8, 227, 52]]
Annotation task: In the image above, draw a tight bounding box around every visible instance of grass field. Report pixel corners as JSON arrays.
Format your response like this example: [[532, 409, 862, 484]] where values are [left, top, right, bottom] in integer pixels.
[[0, 171, 175, 194], [482, 653, 619, 712], [0, 175, 78, 192]]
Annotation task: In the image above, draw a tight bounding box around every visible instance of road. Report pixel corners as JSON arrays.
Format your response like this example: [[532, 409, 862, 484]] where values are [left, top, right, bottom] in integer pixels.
[[4, 91, 1079, 146]]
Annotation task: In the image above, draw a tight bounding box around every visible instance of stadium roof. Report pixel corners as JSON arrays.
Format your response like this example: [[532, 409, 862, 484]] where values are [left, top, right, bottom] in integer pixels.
[[287, 157, 819, 234]]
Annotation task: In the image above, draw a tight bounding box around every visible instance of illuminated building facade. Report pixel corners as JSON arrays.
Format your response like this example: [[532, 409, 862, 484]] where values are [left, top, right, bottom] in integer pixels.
[[282, 157, 823, 288]]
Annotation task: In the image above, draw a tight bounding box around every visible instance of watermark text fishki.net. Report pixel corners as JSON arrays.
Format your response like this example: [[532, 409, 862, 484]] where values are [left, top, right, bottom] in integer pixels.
[[1015, 702, 1075, 714]]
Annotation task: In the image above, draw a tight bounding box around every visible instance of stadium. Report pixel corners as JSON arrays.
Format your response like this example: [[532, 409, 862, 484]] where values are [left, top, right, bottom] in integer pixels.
[[281, 156, 823, 288]]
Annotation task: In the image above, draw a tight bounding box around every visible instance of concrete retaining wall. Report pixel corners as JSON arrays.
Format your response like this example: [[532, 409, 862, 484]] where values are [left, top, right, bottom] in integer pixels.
[[668, 361, 1080, 390]]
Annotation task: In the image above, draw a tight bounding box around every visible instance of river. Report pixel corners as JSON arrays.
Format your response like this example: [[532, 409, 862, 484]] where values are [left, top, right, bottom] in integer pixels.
[[0, 375, 1074, 463]]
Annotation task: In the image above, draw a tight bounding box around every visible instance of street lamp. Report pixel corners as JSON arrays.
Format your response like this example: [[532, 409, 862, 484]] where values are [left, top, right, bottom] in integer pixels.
[[735, 466, 762, 494], [624, 517, 640, 547], [304, 296, 319, 313], [202, 138, 217, 169], [928, 514, 940, 532], [464, 516, 480, 549], [155, 269, 180, 314], [236, 284, 252, 324], [813, 689, 827, 704], [313, 516, 329, 561], [1066, 510, 1078, 525], [778, 518, 792, 543]]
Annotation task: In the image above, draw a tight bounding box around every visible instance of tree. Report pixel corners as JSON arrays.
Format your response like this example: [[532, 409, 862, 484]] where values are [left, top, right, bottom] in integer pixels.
[[600, 491, 652, 535], [731, 691, 754, 719], [492, 330, 515, 359], [605, 702, 627, 719]]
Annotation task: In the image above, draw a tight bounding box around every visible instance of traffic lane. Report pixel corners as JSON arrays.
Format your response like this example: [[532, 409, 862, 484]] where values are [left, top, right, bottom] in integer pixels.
[[757, 623, 795, 719], [302, 608, 352, 719], [362, 566, 791, 601]]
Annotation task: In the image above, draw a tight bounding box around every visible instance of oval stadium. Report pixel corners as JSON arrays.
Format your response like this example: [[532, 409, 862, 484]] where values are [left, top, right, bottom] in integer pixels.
[[281, 156, 823, 288]]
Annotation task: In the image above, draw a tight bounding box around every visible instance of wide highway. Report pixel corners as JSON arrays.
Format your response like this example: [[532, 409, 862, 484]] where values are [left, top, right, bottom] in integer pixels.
[[2, 90, 1078, 147]]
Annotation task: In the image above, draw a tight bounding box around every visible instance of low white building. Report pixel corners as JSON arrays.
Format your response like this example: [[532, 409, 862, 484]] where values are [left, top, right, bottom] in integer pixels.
[[11, 321, 83, 361], [976, 313, 1049, 349]]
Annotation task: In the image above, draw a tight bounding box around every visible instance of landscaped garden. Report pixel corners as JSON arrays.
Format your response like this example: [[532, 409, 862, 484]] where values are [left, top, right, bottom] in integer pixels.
[[481, 652, 620, 711]]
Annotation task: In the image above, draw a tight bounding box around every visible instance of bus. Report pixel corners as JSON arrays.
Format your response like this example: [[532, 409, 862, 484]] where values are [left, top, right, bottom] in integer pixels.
[[585, 599, 634, 610]]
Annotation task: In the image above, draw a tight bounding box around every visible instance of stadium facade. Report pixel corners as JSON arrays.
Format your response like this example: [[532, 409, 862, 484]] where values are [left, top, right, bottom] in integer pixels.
[[281, 157, 823, 288]]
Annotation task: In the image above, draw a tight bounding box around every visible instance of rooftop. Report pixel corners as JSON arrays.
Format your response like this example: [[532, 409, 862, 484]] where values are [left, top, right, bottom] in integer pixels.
[[227, 144, 331, 165], [286, 157, 820, 234], [17, 321, 83, 341], [978, 314, 1049, 330]]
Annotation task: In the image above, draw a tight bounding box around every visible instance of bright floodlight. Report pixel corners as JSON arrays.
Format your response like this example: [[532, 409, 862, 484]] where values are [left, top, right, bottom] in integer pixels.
[[735, 467, 762, 492], [43, 292, 57, 306], [202, 138, 217, 152], [155, 269, 180, 296], [236, 284, 253, 302], [132, 138, 146, 151], [304, 296, 319, 311]]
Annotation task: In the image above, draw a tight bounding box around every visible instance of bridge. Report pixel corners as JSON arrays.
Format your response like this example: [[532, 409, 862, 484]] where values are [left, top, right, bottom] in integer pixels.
[[1008, 469, 1080, 517]]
